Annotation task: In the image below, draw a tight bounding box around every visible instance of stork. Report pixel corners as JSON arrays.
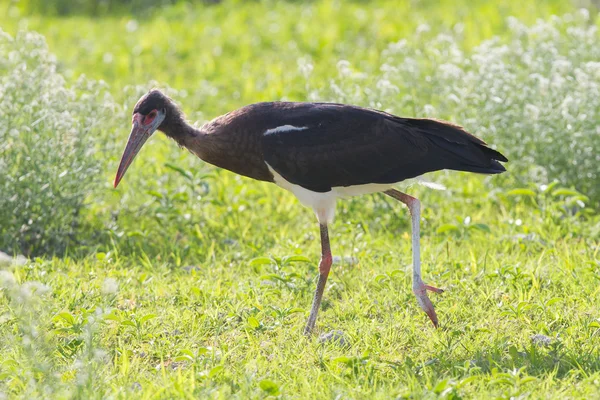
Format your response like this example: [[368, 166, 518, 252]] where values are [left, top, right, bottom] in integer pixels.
[[114, 89, 507, 334]]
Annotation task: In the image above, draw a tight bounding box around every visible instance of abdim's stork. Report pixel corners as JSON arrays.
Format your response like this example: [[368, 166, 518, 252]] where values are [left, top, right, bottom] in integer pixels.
[[114, 89, 507, 334]]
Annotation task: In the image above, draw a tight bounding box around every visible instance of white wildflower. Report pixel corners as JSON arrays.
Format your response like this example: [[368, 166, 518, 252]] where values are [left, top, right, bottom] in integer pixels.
[[0, 270, 16, 288], [102, 278, 119, 295], [0, 252, 11, 266], [125, 20, 139, 32]]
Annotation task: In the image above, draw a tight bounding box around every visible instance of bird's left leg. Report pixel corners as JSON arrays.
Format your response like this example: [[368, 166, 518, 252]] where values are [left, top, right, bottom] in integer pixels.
[[384, 189, 443, 328], [304, 224, 332, 335]]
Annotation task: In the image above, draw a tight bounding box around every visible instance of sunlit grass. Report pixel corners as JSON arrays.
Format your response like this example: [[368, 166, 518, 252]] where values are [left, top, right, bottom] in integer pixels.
[[0, 0, 599, 398], [1, 0, 576, 111]]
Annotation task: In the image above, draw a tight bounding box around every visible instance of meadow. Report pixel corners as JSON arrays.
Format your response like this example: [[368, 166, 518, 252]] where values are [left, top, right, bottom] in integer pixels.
[[0, 0, 599, 398]]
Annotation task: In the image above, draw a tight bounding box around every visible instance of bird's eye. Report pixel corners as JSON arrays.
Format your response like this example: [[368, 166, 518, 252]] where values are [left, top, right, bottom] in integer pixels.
[[144, 110, 158, 125]]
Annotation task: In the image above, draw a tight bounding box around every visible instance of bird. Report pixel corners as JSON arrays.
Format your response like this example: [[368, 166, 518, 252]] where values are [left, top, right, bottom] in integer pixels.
[[114, 89, 507, 334]]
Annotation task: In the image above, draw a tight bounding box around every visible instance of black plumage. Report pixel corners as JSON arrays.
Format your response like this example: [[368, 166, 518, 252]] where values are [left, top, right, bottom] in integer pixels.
[[115, 89, 508, 333], [129, 91, 507, 192], [259, 102, 507, 192]]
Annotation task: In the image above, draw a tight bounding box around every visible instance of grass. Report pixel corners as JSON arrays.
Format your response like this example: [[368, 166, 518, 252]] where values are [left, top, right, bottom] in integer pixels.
[[3, 180, 600, 398], [1, 0, 600, 398]]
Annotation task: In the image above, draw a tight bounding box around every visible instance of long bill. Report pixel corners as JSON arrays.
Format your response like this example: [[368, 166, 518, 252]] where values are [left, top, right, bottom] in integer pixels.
[[114, 114, 151, 188]]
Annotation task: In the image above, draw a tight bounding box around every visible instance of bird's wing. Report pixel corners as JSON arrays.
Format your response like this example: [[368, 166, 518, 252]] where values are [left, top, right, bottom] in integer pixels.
[[261, 104, 429, 192], [261, 103, 507, 193]]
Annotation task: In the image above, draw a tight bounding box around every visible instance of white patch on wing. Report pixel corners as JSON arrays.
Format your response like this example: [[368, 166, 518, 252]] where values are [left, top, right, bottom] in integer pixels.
[[264, 125, 308, 135]]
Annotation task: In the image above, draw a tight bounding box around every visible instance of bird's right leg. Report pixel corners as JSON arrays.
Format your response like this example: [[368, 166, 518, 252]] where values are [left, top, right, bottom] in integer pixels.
[[304, 223, 332, 335], [384, 189, 443, 328]]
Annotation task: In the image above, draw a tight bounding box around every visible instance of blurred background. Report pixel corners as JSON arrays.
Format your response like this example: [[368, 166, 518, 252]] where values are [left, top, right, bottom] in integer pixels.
[[0, 0, 598, 257]]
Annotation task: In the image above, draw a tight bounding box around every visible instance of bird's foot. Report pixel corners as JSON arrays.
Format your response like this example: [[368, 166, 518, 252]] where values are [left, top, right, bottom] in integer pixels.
[[424, 284, 444, 294], [303, 320, 316, 336], [413, 282, 444, 328]]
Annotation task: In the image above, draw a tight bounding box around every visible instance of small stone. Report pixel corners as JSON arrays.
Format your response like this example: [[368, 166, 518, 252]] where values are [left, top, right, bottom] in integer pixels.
[[169, 361, 185, 370], [182, 265, 201, 273], [318, 330, 349, 347], [332, 256, 358, 265], [531, 334, 552, 347]]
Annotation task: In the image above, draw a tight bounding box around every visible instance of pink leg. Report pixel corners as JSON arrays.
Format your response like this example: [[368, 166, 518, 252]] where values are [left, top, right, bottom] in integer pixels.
[[304, 224, 333, 335], [385, 189, 443, 328]]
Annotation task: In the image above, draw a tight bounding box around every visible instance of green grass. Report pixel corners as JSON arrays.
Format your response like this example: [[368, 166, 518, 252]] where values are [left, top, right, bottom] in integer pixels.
[[1, 0, 600, 398], [1, 0, 576, 111], [2, 179, 600, 398]]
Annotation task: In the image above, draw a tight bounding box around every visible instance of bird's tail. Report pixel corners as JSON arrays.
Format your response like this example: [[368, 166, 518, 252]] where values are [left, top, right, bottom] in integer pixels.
[[407, 118, 508, 175]]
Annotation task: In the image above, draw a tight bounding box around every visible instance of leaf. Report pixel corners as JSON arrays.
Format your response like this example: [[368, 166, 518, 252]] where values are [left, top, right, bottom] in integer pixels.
[[436, 224, 459, 234], [508, 345, 520, 360], [456, 375, 479, 388], [165, 163, 193, 180], [104, 313, 121, 322], [332, 356, 354, 366], [247, 316, 260, 329], [179, 349, 194, 358], [146, 190, 163, 199], [208, 365, 224, 378], [121, 320, 136, 328], [139, 314, 157, 323], [506, 188, 536, 197], [490, 377, 513, 386], [56, 312, 75, 325], [1, 359, 19, 371], [259, 379, 280, 395], [543, 181, 560, 193], [282, 255, 311, 264], [390, 270, 404, 278], [471, 223, 491, 233], [127, 231, 145, 238], [520, 376, 537, 384], [433, 379, 449, 394], [95, 252, 106, 261], [250, 257, 273, 266], [589, 321, 600, 329], [545, 297, 562, 307], [260, 274, 283, 282], [552, 188, 585, 198]]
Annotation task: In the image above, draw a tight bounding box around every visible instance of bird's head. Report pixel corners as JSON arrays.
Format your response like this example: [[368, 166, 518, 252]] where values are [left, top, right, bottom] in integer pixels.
[[114, 89, 178, 188]]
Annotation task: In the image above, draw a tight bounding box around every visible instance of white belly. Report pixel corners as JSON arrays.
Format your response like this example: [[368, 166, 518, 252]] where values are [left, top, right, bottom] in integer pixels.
[[266, 164, 392, 224]]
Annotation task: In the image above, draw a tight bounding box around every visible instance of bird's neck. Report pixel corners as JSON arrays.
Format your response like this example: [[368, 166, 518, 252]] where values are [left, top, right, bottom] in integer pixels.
[[160, 107, 274, 183], [161, 114, 215, 163]]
